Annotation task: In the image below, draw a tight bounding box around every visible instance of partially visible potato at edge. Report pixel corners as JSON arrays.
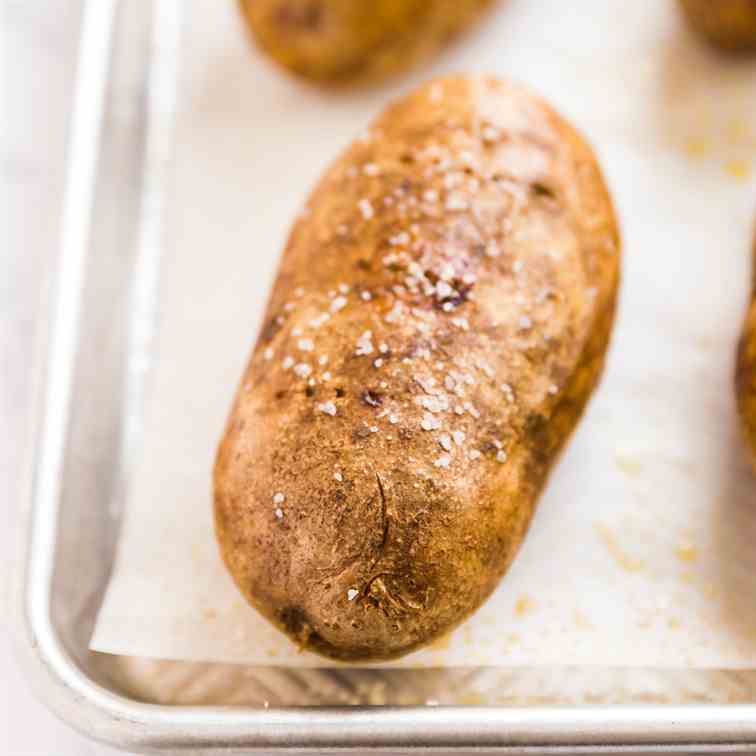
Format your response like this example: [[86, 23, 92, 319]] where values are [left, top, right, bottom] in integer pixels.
[[679, 0, 756, 50], [239, 0, 496, 83], [214, 75, 621, 661], [737, 237, 756, 469]]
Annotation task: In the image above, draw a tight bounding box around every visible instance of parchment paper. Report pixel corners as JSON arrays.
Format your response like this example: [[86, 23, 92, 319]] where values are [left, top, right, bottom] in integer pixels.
[[91, 0, 756, 667]]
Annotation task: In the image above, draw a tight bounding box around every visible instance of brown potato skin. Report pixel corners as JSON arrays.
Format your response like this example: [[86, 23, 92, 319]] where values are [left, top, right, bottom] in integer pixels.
[[679, 0, 756, 50], [238, 0, 496, 83], [214, 75, 621, 661], [737, 236, 756, 469]]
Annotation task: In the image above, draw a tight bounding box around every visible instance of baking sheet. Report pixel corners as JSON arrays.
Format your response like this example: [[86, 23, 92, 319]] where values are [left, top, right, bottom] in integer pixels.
[[91, 0, 756, 667]]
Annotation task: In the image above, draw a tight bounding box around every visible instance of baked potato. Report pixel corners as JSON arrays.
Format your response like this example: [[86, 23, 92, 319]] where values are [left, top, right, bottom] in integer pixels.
[[214, 74, 621, 661], [239, 0, 496, 83], [737, 238, 756, 468], [679, 0, 756, 50]]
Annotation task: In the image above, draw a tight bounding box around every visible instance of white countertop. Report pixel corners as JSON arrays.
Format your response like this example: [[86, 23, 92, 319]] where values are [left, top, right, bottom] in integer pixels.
[[3, 2, 121, 753]]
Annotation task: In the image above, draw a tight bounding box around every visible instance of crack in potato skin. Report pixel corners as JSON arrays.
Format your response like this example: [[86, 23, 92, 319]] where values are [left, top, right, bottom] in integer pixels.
[[238, 0, 496, 84], [214, 75, 621, 661]]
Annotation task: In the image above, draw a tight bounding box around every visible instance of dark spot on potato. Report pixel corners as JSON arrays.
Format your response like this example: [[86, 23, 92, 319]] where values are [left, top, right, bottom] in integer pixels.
[[305, 385, 316, 397], [361, 389, 383, 408], [274, 3, 322, 29], [524, 412, 551, 463], [434, 282, 472, 311], [275, 389, 287, 400], [532, 181, 556, 199], [399, 153, 414, 165], [279, 606, 316, 644], [480, 440, 498, 455], [356, 259, 371, 271], [398, 427, 413, 441], [423, 268, 439, 285], [335, 387, 346, 398], [260, 316, 282, 343]]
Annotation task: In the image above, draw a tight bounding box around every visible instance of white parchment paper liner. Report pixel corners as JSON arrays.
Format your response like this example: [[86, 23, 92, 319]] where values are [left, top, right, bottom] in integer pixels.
[[92, 0, 756, 669]]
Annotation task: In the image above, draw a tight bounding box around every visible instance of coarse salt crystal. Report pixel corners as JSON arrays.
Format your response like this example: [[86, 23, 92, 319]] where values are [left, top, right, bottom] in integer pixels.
[[310, 313, 330, 328], [452, 430, 466, 446], [355, 330, 374, 356], [423, 189, 439, 203], [347, 588, 359, 601], [334, 471, 343, 482], [436, 281, 453, 299], [284, 302, 295, 312], [298, 338, 314, 351], [548, 384, 558, 395], [434, 454, 452, 468], [482, 126, 500, 143], [358, 198, 374, 220], [272, 492, 285, 504], [322, 371, 332, 381], [451, 317, 469, 331], [373, 358, 384, 368], [274, 507, 284, 519], [445, 192, 468, 211], [263, 347, 274, 360], [439, 434, 453, 452], [384, 301, 403, 323], [513, 260, 525, 273], [338, 282, 350, 294], [389, 414, 399, 424], [440, 263, 455, 281], [496, 450, 508, 463], [370, 426, 379, 433], [442, 302, 455, 312], [469, 449, 482, 460], [330, 296, 348, 313], [363, 163, 380, 176], [294, 363, 312, 378], [379, 343, 389, 354], [421, 413, 442, 431], [282, 356, 295, 370], [464, 401, 480, 418], [485, 241, 500, 258], [318, 401, 337, 416], [292, 327, 302, 337], [318, 355, 328, 366], [294, 287, 305, 297], [361, 290, 372, 301], [519, 315, 532, 330]]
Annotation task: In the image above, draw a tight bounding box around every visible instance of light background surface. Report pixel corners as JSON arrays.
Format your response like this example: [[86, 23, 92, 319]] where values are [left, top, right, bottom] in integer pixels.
[[3, 1, 122, 753]]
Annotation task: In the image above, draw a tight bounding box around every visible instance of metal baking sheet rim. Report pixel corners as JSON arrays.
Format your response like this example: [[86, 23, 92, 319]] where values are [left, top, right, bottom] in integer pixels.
[[11, 0, 756, 752]]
